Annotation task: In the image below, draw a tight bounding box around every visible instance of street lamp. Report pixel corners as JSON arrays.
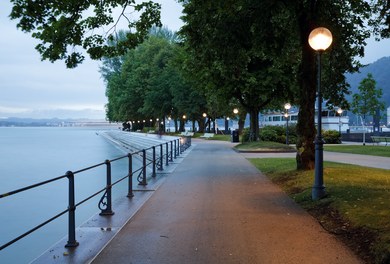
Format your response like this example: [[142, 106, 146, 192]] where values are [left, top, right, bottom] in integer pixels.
[[308, 27, 333, 200], [202, 113, 207, 132], [182, 115, 186, 132], [284, 103, 291, 145], [233, 108, 239, 131], [337, 108, 342, 136]]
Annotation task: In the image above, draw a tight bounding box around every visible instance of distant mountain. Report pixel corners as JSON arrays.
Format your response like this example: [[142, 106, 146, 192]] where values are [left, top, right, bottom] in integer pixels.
[[0, 117, 111, 127], [346, 56, 390, 108]]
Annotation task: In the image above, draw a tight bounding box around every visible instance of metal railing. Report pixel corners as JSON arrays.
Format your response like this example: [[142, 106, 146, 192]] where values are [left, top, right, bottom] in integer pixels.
[[0, 137, 190, 251]]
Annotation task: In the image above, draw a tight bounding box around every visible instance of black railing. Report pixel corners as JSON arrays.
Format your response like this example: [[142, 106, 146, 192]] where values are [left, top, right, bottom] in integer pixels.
[[0, 137, 189, 251]]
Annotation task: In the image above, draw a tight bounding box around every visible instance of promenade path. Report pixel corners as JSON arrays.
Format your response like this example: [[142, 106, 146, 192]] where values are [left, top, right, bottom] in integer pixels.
[[91, 139, 363, 264], [242, 148, 390, 170]]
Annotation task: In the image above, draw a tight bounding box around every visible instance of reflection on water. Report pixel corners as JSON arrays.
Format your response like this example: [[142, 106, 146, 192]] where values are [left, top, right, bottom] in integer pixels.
[[0, 127, 138, 264]]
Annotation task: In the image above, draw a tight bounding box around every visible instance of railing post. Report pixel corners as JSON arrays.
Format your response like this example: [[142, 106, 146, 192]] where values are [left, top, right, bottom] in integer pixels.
[[65, 171, 79, 248], [177, 139, 180, 156], [152, 146, 156, 177], [174, 140, 177, 159], [159, 144, 164, 171], [139, 149, 147, 186], [170, 140, 173, 161], [165, 142, 169, 166], [100, 160, 114, 216], [127, 154, 134, 198]]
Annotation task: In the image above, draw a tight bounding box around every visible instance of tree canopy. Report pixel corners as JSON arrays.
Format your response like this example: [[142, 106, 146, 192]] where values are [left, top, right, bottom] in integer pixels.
[[178, 0, 378, 169], [8, 0, 390, 168], [102, 27, 208, 132], [351, 73, 386, 120], [9, 0, 161, 68], [179, 1, 300, 141]]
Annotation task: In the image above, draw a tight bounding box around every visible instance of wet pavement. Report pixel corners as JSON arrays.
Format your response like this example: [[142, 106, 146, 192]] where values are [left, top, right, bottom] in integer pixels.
[[91, 140, 364, 264]]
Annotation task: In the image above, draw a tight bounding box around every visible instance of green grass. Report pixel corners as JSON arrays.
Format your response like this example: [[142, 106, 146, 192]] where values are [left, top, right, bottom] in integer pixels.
[[235, 141, 296, 151], [209, 134, 231, 141], [325, 145, 390, 157], [249, 158, 390, 263]]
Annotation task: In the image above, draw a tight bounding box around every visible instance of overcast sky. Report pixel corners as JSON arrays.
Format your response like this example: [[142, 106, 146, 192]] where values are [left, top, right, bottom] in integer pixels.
[[1, 1, 389, 119], [0, 0, 183, 119]]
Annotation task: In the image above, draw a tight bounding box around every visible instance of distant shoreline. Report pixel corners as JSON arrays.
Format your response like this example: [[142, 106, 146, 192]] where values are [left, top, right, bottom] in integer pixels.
[[0, 117, 120, 127]]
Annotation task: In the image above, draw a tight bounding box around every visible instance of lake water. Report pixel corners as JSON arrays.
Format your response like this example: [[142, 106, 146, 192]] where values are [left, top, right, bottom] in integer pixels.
[[0, 127, 140, 263]]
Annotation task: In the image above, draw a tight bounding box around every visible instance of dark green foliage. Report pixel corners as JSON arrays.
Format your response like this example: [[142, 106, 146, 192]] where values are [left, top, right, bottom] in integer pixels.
[[9, 0, 162, 68], [346, 57, 390, 124], [178, 0, 377, 170], [259, 125, 297, 145], [351, 73, 386, 120], [102, 27, 207, 130], [242, 125, 298, 144], [322, 130, 341, 144]]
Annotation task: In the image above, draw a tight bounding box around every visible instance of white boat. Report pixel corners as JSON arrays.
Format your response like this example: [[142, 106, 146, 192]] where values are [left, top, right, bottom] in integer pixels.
[[260, 109, 349, 132]]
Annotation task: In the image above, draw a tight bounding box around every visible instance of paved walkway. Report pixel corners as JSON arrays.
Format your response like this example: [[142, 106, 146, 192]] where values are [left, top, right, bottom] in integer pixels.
[[91, 140, 363, 264], [241, 149, 390, 170]]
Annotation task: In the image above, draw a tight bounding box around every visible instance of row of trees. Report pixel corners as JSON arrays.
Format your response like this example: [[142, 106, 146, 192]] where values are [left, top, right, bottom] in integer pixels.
[[100, 28, 210, 132], [8, 0, 390, 170], [177, 0, 382, 169]]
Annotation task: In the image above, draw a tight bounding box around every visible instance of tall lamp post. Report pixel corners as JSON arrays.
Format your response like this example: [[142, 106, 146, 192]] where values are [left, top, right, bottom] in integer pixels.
[[284, 103, 291, 145], [233, 108, 239, 130], [308, 27, 333, 200], [202, 113, 207, 132], [337, 108, 343, 136]]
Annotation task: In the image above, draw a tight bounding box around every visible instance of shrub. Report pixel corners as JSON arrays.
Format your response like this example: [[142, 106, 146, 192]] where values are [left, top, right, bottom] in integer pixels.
[[241, 125, 298, 144], [241, 128, 251, 143], [322, 130, 341, 144], [260, 125, 297, 144]]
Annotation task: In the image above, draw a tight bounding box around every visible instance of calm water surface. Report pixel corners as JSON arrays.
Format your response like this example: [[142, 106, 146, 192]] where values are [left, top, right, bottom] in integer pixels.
[[0, 127, 134, 263]]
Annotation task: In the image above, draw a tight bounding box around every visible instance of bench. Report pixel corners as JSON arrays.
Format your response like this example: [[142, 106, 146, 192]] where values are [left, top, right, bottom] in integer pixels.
[[180, 131, 194, 137], [200, 133, 214, 139], [371, 136, 390, 146]]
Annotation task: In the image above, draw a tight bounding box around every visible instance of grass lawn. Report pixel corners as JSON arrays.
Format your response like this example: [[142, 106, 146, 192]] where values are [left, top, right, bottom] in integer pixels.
[[249, 158, 390, 263], [208, 134, 231, 141], [325, 145, 390, 157], [234, 141, 296, 151]]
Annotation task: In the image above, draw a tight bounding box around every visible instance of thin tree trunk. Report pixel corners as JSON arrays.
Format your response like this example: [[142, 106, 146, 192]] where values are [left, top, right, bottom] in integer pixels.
[[296, 7, 316, 170], [249, 108, 260, 141]]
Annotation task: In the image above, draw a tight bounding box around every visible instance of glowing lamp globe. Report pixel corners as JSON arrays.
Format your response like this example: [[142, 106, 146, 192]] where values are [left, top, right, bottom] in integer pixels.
[[308, 27, 333, 51]]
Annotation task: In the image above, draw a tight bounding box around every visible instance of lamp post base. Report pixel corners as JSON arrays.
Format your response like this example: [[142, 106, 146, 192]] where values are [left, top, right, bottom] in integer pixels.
[[312, 186, 326, 200], [313, 136, 325, 201]]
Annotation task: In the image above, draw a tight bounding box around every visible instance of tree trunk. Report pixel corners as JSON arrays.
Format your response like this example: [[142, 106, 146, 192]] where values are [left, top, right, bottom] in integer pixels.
[[174, 119, 178, 133], [249, 108, 260, 141], [296, 9, 316, 170], [238, 111, 246, 134], [180, 119, 185, 132], [198, 118, 205, 133]]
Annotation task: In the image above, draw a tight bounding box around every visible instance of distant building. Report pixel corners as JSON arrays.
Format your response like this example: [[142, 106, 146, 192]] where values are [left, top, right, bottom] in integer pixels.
[[260, 108, 349, 132], [387, 106, 390, 126]]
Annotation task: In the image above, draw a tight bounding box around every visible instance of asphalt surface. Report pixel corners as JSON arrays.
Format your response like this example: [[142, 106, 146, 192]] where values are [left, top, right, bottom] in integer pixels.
[[91, 139, 364, 264], [241, 148, 390, 170]]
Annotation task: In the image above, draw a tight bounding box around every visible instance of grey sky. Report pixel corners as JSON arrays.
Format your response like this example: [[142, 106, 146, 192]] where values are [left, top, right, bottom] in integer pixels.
[[0, 0, 183, 119], [0, 1, 389, 119]]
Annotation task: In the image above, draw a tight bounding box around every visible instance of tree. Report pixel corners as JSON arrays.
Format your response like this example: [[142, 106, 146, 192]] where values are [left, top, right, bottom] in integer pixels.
[[351, 73, 385, 145], [179, 1, 299, 141], [102, 27, 207, 132], [370, 1, 390, 38], [9, 0, 161, 68], [179, 0, 372, 170]]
